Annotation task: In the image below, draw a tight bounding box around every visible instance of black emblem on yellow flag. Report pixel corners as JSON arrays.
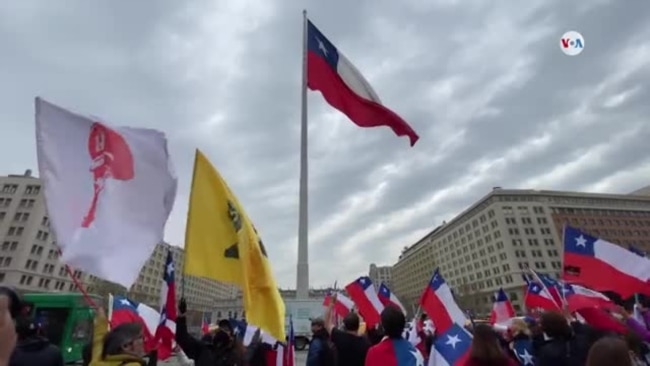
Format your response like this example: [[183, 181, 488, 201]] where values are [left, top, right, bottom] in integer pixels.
[[224, 201, 241, 259], [223, 200, 268, 259], [228, 201, 242, 232], [224, 243, 239, 259], [252, 225, 268, 258]]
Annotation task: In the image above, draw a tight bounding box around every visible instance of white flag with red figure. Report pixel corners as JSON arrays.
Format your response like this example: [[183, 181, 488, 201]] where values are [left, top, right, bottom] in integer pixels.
[[35, 97, 177, 287]]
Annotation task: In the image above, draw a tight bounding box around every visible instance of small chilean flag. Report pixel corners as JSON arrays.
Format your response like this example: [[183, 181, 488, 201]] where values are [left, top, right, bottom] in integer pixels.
[[154, 250, 177, 360], [561, 283, 614, 312], [420, 270, 471, 366], [523, 275, 560, 311], [419, 270, 468, 332], [201, 313, 210, 335], [377, 283, 407, 314], [345, 276, 384, 327], [323, 291, 355, 318], [489, 288, 515, 325], [285, 316, 296, 366]]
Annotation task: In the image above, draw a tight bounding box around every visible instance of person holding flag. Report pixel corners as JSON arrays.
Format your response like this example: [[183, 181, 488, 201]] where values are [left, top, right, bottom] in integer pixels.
[[175, 298, 243, 366], [323, 293, 370, 366]]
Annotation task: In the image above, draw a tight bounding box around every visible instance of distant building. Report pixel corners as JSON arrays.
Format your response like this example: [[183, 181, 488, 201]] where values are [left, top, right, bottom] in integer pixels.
[[0, 170, 237, 323], [631, 186, 650, 196], [368, 263, 392, 288], [90, 242, 239, 320], [391, 187, 650, 315], [0, 170, 89, 293]]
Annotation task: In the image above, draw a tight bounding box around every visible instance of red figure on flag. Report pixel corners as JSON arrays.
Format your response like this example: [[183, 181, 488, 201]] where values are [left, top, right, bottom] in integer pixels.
[[82, 123, 134, 228]]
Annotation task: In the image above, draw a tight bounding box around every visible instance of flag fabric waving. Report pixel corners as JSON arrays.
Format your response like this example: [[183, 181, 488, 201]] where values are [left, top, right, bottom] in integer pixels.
[[345, 276, 384, 328], [108, 295, 159, 352], [563, 226, 650, 298], [378, 283, 407, 314], [35, 98, 177, 288], [532, 271, 563, 307], [512, 338, 535, 366], [365, 337, 425, 366], [201, 313, 211, 335], [419, 270, 468, 332], [419, 270, 471, 366], [522, 275, 560, 311], [184, 150, 285, 341], [428, 323, 472, 366], [489, 288, 515, 325], [285, 316, 296, 366], [323, 291, 354, 318], [561, 283, 613, 312], [155, 250, 177, 360], [306, 20, 419, 146]]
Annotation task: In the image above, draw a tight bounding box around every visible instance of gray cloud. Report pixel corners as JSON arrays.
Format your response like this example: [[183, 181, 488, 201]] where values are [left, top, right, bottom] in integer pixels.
[[1, 0, 649, 289]]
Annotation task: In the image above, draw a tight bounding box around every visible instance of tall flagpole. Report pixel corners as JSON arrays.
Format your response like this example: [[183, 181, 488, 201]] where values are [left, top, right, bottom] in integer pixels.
[[296, 9, 310, 299]]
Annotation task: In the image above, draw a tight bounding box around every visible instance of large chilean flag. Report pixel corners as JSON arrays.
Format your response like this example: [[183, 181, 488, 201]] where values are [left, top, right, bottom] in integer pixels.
[[306, 20, 419, 146], [563, 226, 650, 298]]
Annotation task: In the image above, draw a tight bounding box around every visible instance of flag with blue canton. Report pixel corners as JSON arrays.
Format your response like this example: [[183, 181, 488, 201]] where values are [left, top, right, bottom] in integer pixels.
[[512, 338, 535, 366], [229, 318, 247, 338], [392, 338, 424, 366], [432, 323, 471, 365], [356, 276, 373, 290]]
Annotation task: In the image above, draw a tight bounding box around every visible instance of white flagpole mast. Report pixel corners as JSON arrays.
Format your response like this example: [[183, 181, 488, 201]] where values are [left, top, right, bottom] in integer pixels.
[[296, 9, 310, 299]]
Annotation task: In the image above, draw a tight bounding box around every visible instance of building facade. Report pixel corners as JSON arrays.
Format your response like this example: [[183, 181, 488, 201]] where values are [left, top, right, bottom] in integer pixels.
[[90, 242, 239, 314], [0, 170, 89, 293], [0, 170, 238, 323], [391, 187, 650, 316], [368, 263, 393, 288]]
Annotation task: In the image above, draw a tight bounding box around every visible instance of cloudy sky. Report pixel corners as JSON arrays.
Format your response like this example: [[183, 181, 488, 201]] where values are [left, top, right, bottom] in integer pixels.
[[1, 1, 649, 289]]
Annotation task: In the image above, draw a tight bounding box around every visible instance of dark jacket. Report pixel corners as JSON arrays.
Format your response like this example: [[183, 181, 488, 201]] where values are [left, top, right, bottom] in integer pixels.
[[9, 337, 64, 366], [307, 329, 335, 366], [175, 316, 241, 366], [246, 341, 271, 366], [536, 322, 590, 366]]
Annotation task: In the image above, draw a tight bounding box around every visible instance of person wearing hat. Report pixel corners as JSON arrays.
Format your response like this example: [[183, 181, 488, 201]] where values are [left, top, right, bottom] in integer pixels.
[[9, 314, 65, 366], [307, 317, 336, 366], [175, 298, 243, 366]]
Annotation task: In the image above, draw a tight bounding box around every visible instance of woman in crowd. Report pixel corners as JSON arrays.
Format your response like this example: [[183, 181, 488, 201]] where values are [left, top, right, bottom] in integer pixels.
[[463, 323, 517, 366], [87, 308, 150, 366]]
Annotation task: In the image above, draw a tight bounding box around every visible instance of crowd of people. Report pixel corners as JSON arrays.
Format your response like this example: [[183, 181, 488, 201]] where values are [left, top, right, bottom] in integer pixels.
[[3, 288, 650, 366]]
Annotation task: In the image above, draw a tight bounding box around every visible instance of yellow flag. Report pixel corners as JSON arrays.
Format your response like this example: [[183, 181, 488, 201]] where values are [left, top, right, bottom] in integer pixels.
[[184, 149, 286, 341]]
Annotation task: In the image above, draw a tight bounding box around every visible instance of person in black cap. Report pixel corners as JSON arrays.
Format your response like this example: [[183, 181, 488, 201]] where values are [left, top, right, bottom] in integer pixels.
[[175, 298, 243, 366], [9, 315, 64, 366], [307, 317, 336, 366], [217, 320, 233, 337]]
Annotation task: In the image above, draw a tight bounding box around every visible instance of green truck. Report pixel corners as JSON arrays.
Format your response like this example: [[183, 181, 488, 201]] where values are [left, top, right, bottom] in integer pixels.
[[22, 292, 101, 364]]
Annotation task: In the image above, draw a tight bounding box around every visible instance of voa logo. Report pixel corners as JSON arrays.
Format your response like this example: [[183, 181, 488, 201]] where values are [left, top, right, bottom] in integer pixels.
[[560, 31, 584, 56]]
